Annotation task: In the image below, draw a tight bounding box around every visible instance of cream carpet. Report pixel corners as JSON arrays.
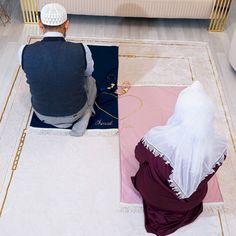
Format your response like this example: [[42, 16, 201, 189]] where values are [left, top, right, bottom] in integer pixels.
[[0, 38, 235, 236]]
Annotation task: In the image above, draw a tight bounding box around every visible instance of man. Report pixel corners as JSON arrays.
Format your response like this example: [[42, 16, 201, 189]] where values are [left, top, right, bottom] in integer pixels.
[[18, 3, 96, 136]]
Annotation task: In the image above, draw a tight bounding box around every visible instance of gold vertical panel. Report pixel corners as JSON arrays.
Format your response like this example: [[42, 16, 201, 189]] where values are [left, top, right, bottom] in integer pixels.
[[30, 0, 36, 23], [26, 0, 33, 23], [20, 0, 38, 24], [209, 0, 233, 32]]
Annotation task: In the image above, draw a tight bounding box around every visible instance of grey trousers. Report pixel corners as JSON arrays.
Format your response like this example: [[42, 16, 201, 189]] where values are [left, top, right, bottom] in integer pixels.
[[35, 76, 97, 128]]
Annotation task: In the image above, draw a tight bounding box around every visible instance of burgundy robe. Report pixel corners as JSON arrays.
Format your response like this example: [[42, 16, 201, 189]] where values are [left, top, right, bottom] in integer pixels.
[[132, 141, 225, 236]]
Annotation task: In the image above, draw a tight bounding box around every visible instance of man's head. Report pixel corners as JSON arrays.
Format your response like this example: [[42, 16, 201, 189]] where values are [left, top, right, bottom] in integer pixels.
[[39, 3, 69, 35]]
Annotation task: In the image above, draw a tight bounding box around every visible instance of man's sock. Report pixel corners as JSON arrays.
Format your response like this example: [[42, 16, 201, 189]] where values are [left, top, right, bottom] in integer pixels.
[[70, 109, 92, 137]]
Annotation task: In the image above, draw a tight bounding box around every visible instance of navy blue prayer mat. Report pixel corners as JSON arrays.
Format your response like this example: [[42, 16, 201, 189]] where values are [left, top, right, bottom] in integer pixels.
[[30, 45, 119, 130]]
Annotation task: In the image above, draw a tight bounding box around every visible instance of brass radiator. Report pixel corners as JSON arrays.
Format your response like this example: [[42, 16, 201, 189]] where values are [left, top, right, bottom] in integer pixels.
[[209, 0, 233, 31]]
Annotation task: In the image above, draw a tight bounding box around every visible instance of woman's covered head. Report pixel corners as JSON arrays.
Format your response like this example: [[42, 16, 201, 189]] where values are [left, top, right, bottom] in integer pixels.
[[171, 81, 215, 132]]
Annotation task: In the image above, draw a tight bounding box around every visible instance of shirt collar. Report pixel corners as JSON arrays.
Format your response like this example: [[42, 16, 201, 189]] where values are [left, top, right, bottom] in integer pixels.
[[43, 32, 64, 38]]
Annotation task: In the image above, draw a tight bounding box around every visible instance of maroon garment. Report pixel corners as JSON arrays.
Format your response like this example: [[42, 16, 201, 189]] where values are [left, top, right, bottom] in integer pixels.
[[132, 141, 225, 236]]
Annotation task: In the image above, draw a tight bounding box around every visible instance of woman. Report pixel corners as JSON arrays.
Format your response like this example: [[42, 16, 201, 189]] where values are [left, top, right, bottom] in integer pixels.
[[132, 81, 227, 236]]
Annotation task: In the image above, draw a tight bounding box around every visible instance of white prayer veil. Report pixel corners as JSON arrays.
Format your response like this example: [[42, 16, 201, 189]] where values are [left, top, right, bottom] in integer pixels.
[[143, 81, 227, 199]]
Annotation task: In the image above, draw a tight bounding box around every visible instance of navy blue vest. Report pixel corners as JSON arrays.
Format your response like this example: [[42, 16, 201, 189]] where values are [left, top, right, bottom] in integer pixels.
[[22, 37, 87, 116]]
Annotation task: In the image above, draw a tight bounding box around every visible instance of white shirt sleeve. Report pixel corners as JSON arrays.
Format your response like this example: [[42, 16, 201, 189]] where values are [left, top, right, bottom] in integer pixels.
[[18, 45, 26, 65], [83, 44, 94, 76]]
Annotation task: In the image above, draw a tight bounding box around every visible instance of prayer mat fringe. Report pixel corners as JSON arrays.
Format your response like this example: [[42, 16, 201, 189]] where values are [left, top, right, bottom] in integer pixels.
[[28, 127, 118, 136], [119, 204, 143, 214], [203, 204, 224, 214], [119, 203, 224, 214]]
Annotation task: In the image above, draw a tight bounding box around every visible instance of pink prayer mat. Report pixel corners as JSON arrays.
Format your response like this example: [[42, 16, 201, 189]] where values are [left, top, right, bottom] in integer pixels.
[[118, 86, 223, 204]]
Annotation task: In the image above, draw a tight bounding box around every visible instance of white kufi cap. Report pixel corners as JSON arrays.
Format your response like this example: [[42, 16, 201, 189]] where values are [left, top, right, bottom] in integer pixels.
[[41, 3, 67, 26]]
